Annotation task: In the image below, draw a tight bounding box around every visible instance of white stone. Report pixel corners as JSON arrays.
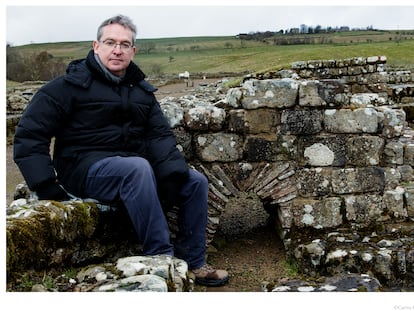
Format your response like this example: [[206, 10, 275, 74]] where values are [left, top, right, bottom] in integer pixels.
[[197, 136, 207, 146], [326, 249, 348, 262], [116, 257, 148, 277], [319, 284, 337, 291], [302, 213, 314, 225], [95, 272, 107, 282], [304, 143, 334, 166], [272, 286, 291, 292]]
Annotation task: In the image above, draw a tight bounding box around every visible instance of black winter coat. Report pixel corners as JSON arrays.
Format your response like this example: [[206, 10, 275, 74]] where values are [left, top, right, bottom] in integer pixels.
[[13, 50, 189, 200]]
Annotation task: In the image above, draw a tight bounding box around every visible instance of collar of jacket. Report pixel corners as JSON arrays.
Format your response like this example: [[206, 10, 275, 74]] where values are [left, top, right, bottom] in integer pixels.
[[64, 49, 153, 90]]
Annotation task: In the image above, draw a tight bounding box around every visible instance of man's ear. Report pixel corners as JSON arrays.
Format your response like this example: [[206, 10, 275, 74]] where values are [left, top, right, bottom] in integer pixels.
[[93, 40, 99, 54], [131, 46, 137, 60]]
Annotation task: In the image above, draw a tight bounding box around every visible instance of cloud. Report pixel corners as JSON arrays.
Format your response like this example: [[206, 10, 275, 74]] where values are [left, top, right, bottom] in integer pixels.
[[5, 5, 414, 46]]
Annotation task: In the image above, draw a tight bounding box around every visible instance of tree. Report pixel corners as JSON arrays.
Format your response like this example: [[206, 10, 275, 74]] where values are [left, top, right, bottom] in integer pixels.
[[139, 41, 156, 54], [315, 25, 322, 33], [7, 48, 66, 82]]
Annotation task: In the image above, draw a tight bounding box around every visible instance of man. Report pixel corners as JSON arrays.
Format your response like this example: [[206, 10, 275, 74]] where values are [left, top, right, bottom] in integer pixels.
[[13, 15, 228, 287]]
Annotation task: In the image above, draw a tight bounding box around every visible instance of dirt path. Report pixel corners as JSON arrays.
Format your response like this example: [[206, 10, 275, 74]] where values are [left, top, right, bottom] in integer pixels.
[[200, 223, 288, 292]]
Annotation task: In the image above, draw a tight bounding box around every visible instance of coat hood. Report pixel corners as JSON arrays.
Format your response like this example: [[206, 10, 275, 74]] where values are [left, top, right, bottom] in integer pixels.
[[64, 49, 150, 89]]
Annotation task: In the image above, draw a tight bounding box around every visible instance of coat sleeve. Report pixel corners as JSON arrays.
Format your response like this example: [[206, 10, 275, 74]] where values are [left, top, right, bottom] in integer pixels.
[[13, 82, 70, 190]]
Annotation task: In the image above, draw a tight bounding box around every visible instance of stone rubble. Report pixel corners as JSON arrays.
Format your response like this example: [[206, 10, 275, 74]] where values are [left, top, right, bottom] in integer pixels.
[[262, 273, 382, 292]]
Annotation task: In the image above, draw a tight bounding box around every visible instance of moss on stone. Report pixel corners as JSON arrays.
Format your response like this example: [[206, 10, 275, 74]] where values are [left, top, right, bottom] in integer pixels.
[[6, 214, 52, 278], [6, 201, 101, 283]]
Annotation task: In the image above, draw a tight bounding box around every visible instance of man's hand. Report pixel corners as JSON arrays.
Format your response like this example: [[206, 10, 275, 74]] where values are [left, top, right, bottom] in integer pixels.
[[34, 179, 70, 201]]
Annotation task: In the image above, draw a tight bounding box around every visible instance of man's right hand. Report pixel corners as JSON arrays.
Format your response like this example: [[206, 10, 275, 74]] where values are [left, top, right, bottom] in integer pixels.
[[34, 179, 70, 201]]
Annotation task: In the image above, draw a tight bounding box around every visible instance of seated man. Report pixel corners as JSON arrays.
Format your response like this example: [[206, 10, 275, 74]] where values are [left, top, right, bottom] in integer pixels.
[[13, 14, 228, 287]]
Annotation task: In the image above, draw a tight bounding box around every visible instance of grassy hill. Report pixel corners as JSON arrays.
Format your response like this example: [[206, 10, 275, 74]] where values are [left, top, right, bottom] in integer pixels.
[[8, 30, 414, 80]]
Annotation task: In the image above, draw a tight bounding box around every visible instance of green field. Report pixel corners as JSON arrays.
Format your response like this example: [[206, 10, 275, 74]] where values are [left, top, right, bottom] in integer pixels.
[[8, 30, 414, 79]]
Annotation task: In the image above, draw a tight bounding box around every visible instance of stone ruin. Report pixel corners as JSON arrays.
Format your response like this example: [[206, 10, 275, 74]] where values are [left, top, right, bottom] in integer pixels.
[[6, 55, 414, 291]]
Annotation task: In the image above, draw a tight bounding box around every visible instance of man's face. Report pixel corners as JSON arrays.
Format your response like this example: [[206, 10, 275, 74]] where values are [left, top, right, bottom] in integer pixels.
[[93, 23, 136, 76]]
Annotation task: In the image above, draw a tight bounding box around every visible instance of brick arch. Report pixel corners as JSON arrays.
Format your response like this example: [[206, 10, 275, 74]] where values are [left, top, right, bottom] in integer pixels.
[[193, 161, 297, 243]]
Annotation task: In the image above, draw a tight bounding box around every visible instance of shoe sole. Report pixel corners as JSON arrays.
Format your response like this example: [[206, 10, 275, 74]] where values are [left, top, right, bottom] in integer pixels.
[[195, 276, 229, 287]]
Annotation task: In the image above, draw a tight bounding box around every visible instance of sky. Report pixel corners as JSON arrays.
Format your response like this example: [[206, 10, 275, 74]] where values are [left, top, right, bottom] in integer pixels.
[[4, 1, 414, 46]]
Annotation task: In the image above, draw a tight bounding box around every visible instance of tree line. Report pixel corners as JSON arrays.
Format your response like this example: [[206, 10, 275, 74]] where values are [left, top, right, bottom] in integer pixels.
[[236, 24, 376, 41], [7, 45, 66, 82]]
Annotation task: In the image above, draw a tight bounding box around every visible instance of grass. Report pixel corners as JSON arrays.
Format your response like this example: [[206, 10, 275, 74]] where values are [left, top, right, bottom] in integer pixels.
[[9, 30, 414, 79], [136, 40, 414, 78], [281, 259, 299, 277]]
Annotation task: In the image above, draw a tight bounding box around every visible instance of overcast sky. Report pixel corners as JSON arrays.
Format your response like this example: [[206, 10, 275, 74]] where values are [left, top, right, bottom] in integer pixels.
[[5, 1, 414, 46]]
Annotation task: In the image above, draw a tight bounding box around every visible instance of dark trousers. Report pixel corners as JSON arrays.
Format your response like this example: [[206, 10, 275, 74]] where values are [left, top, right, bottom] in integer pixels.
[[83, 156, 208, 269]]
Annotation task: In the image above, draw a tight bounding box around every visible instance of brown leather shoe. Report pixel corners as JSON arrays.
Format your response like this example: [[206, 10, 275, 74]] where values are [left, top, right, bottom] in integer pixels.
[[190, 264, 229, 286]]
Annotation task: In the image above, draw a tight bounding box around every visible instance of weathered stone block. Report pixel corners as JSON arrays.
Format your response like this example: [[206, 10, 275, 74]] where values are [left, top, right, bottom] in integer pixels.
[[384, 187, 407, 219], [405, 187, 414, 218], [291, 61, 307, 70], [241, 78, 298, 109], [388, 83, 414, 101], [244, 134, 278, 162], [75, 255, 190, 292], [194, 133, 243, 162], [273, 134, 297, 161], [291, 197, 342, 229], [7, 200, 101, 274], [324, 108, 378, 133], [161, 102, 184, 128], [307, 59, 324, 69], [281, 109, 323, 135], [297, 168, 332, 197], [298, 135, 346, 166], [245, 108, 280, 134], [350, 93, 387, 107], [375, 249, 393, 283], [384, 168, 402, 189], [367, 55, 387, 64], [318, 79, 345, 106], [398, 165, 413, 183], [225, 87, 243, 108], [327, 67, 348, 77], [229, 108, 280, 134], [263, 273, 382, 292], [293, 239, 326, 271], [228, 109, 245, 133], [184, 105, 226, 131], [298, 80, 326, 107], [378, 107, 406, 138], [346, 136, 384, 166], [331, 167, 385, 194], [173, 127, 193, 159], [321, 59, 336, 68], [384, 140, 404, 165], [405, 143, 414, 166], [350, 84, 370, 94], [348, 65, 365, 75], [277, 202, 293, 230], [344, 194, 385, 224]]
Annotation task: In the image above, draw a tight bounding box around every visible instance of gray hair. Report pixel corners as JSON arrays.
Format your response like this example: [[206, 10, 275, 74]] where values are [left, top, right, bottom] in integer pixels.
[[97, 15, 137, 44]]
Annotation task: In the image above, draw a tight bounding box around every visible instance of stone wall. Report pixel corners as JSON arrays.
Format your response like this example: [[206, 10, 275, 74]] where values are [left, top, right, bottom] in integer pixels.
[[6, 55, 414, 288], [160, 55, 414, 288]]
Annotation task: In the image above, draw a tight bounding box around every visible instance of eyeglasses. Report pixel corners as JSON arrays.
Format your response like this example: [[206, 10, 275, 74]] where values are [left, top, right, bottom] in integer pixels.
[[100, 40, 134, 51]]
